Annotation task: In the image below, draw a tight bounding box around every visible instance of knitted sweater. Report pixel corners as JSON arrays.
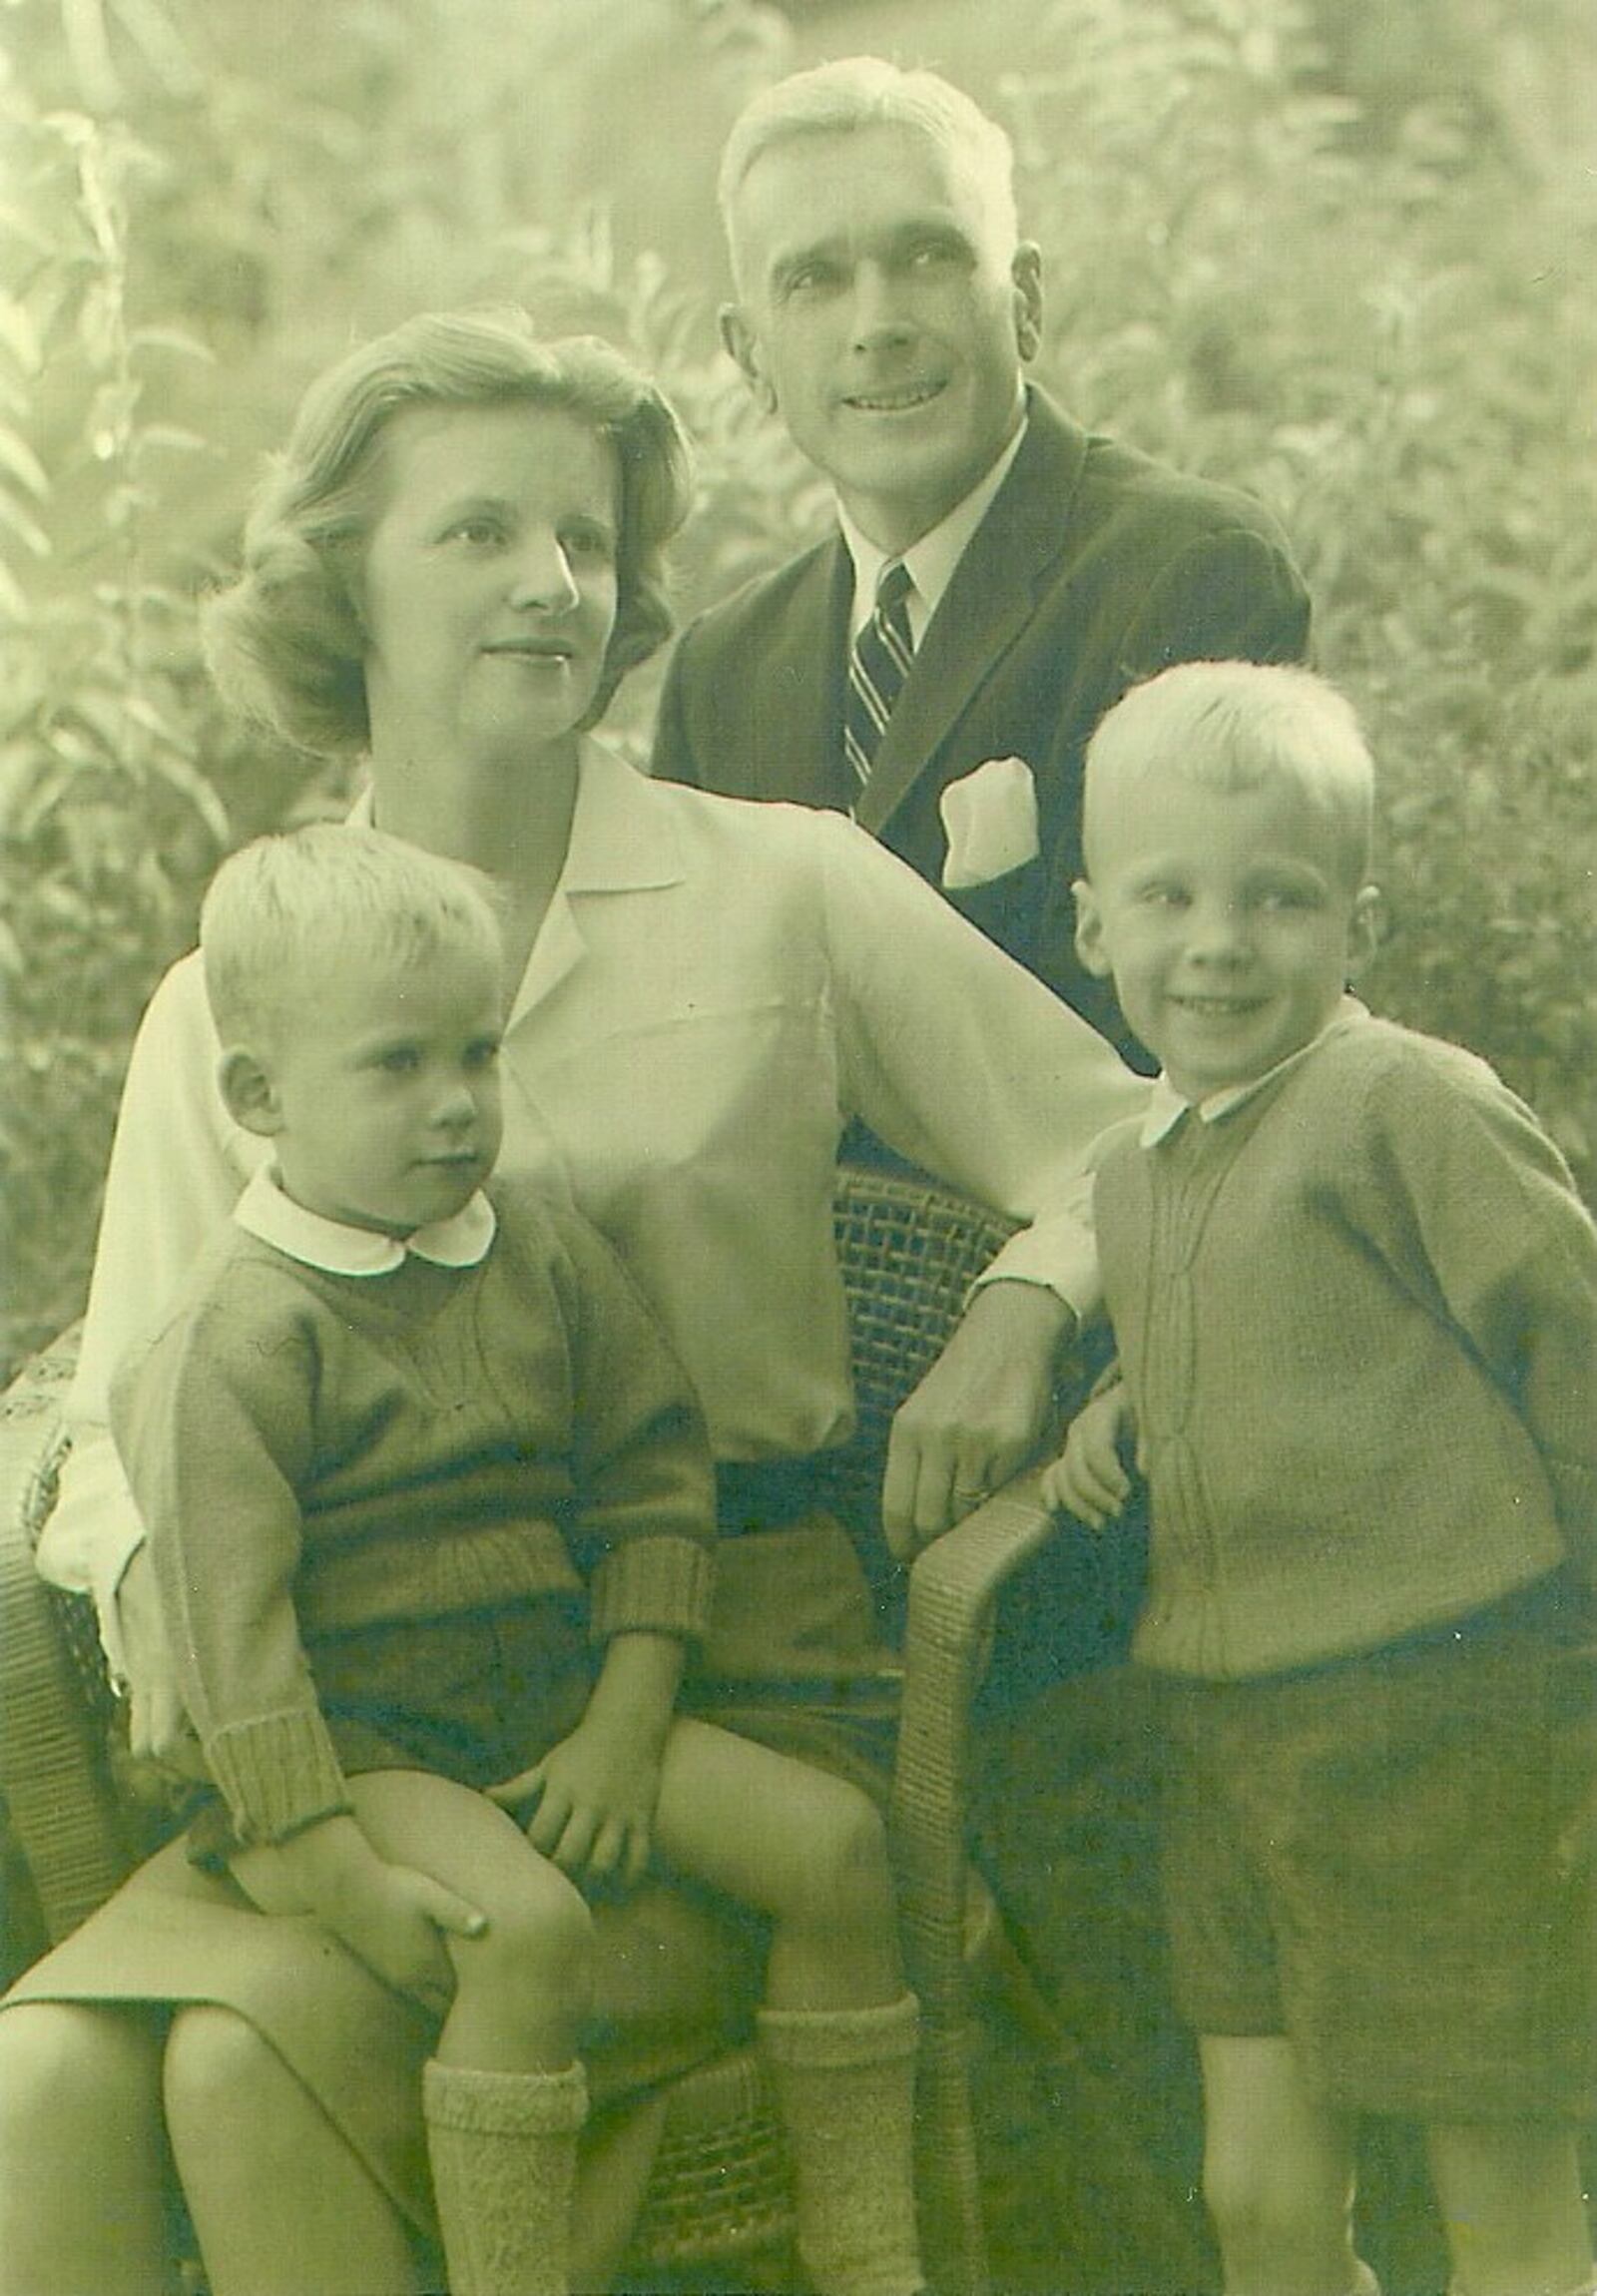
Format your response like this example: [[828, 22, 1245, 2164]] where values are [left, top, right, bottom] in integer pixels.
[[111, 1178, 717, 1845], [1095, 1013, 1597, 1679]]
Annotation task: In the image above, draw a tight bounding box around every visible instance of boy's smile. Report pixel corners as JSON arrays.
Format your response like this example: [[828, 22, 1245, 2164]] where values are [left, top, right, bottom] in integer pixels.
[[1073, 770, 1379, 1102]]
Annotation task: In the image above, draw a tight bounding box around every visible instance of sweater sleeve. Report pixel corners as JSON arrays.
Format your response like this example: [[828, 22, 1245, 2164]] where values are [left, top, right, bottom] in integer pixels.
[[111, 1271, 351, 1843], [540, 1206, 718, 1643], [1348, 1046, 1597, 1579]]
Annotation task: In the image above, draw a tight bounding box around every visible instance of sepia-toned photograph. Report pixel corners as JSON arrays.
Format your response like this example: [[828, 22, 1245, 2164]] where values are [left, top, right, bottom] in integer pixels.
[[0, 3, 1592, 2291]]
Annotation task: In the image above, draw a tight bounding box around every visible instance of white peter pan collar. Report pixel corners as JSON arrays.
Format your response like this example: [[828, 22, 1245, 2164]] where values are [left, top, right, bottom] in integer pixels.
[[234, 1162, 497, 1276]]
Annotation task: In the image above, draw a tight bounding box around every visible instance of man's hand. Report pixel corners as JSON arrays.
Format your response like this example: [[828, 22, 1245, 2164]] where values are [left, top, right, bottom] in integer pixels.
[[113, 1545, 191, 1762], [883, 1279, 1074, 1560], [1039, 1382, 1138, 1530]]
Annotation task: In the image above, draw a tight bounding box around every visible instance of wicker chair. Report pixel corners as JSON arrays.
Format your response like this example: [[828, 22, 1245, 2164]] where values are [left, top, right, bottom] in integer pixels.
[[0, 1163, 1066, 2295]]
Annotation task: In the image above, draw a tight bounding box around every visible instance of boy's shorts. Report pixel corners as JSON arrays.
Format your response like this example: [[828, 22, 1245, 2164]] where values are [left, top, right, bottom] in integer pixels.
[[1155, 1570, 1596, 2122], [189, 1599, 598, 1868]]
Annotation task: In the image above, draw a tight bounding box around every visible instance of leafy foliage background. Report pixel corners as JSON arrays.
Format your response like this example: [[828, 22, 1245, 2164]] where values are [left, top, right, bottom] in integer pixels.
[[1, 0, 1593, 1381]]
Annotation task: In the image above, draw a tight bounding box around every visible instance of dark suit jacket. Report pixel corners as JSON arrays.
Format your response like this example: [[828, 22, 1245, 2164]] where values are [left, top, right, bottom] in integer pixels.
[[653, 387, 1312, 1057]]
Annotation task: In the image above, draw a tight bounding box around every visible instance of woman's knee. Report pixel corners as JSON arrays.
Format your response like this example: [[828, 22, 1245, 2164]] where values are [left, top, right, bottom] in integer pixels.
[[0, 2001, 163, 2142], [163, 2004, 283, 2140]]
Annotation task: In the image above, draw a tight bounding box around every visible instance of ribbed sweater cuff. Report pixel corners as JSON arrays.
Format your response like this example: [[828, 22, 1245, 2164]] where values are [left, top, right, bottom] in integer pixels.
[[206, 1706, 352, 1843], [591, 1535, 716, 1643]]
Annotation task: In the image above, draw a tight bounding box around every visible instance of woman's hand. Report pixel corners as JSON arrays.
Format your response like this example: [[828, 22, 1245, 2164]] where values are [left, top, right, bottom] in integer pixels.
[[884, 1279, 1074, 1559], [1040, 1383, 1139, 1530]]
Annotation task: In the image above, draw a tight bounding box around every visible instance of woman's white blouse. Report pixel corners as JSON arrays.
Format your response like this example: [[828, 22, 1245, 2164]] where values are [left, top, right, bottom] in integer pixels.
[[41, 743, 1148, 1658]]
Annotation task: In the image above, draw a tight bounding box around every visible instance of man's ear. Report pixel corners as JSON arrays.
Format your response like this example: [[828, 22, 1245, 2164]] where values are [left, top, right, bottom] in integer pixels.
[[1011, 242, 1044, 363], [719, 303, 777, 414], [1346, 883, 1384, 981], [217, 1045, 284, 1138], [1073, 878, 1113, 978]]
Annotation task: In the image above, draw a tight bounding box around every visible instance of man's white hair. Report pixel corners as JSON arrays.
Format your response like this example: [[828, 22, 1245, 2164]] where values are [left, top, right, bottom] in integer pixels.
[[718, 56, 1020, 285]]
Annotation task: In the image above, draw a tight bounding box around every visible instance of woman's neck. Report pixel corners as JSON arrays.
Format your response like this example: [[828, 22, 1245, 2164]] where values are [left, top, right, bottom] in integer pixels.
[[368, 733, 582, 978]]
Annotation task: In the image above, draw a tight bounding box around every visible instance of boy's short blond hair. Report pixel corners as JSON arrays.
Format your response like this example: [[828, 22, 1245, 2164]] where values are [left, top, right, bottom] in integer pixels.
[[1083, 661, 1375, 887], [201, 824, 503, 1046]]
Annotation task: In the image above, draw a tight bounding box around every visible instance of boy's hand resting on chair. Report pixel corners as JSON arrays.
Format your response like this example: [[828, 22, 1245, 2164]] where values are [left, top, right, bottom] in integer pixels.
[[1041, 1381, 1142, 1530]]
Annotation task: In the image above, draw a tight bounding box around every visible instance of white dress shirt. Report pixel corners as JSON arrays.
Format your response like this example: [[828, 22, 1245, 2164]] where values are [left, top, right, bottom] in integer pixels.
[[839, 416, 1029, 650], [42, 738, 1147, 1663]]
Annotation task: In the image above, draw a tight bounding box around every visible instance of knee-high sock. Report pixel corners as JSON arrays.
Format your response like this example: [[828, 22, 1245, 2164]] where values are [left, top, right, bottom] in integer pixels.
[[757, 1993, 924, 2296], [422, 2058, 587, 2296]]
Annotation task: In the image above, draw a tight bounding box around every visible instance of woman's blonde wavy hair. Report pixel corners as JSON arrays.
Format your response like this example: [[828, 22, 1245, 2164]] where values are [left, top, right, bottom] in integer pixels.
[[203, 310, 693, 757]]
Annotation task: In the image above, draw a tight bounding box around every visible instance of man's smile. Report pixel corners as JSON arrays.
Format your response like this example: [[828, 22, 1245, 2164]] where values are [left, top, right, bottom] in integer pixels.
[[840, 379, 946, 414]]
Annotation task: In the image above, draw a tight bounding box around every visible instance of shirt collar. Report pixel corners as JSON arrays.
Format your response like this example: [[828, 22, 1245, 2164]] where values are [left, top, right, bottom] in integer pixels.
[[234, 1162, 497, 1276], [1140, 997, 1371, 1146], [355, 737, 682, 898], [839, 411, 1029, 646]]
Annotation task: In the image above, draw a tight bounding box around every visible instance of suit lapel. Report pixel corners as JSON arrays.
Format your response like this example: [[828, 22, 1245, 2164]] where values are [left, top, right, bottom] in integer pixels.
[[754, 539, 852, 805], [855, 393, 1091, 837]]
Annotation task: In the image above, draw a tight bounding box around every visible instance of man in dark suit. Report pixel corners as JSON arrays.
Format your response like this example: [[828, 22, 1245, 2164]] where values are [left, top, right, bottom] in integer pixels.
[[653, 55, 1311, 1053]]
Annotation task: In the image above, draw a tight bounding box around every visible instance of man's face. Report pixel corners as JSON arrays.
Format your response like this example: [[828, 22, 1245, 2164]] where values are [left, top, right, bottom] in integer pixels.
[[723, 123, 1041, 555]]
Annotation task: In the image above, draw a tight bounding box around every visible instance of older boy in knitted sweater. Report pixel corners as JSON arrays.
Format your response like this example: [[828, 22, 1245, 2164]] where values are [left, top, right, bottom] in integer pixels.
[[1045, 663, 1596, 2296], [110, 826, 927, 2296]]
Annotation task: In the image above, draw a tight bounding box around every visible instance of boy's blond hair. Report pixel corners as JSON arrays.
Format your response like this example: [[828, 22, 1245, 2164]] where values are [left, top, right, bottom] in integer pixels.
[[201, 823, 503, 1046], [1083, 661, 1375, 887]]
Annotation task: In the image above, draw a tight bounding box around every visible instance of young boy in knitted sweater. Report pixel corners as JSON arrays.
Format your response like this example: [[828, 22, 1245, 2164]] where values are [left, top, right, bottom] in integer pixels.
[[1044, 662, 1596, 2296], [111, 824, 926, 2296]]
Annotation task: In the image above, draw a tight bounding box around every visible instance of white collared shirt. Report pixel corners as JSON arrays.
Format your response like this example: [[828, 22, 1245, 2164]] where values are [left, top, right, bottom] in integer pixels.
[[233, 1163, 497, 1276], [1139, 998, 1371, 1147], [839, 413, 1029, 649]]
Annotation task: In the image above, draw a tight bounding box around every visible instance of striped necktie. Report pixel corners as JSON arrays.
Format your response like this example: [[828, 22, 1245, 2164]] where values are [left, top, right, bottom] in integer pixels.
[[843, 559, 914, 799]]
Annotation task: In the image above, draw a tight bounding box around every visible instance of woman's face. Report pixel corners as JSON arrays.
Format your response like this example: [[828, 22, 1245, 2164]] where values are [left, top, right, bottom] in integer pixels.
[[356, 400, 621, 761]]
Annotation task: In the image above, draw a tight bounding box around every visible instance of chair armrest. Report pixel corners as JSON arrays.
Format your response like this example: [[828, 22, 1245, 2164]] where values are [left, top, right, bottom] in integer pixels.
[[0, 1332, 135, 1946], [890, 1462, 1062, 2296]]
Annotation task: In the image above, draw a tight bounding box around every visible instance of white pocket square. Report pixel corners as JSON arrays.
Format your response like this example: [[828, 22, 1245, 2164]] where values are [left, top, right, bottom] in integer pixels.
[[939, 756, 1040, 890]]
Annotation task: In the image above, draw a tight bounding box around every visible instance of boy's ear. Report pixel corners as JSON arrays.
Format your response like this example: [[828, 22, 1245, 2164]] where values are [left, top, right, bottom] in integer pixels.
[[1072, 878, 1113, 979], [1346, 883, 1383, 980], [217, 1045, 284, 1138]]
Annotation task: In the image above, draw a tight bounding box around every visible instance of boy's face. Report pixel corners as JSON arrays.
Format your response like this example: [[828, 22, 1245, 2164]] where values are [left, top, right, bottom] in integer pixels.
[[1074, 765, 1378, 1102], [251, 940, 504, 1236]]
